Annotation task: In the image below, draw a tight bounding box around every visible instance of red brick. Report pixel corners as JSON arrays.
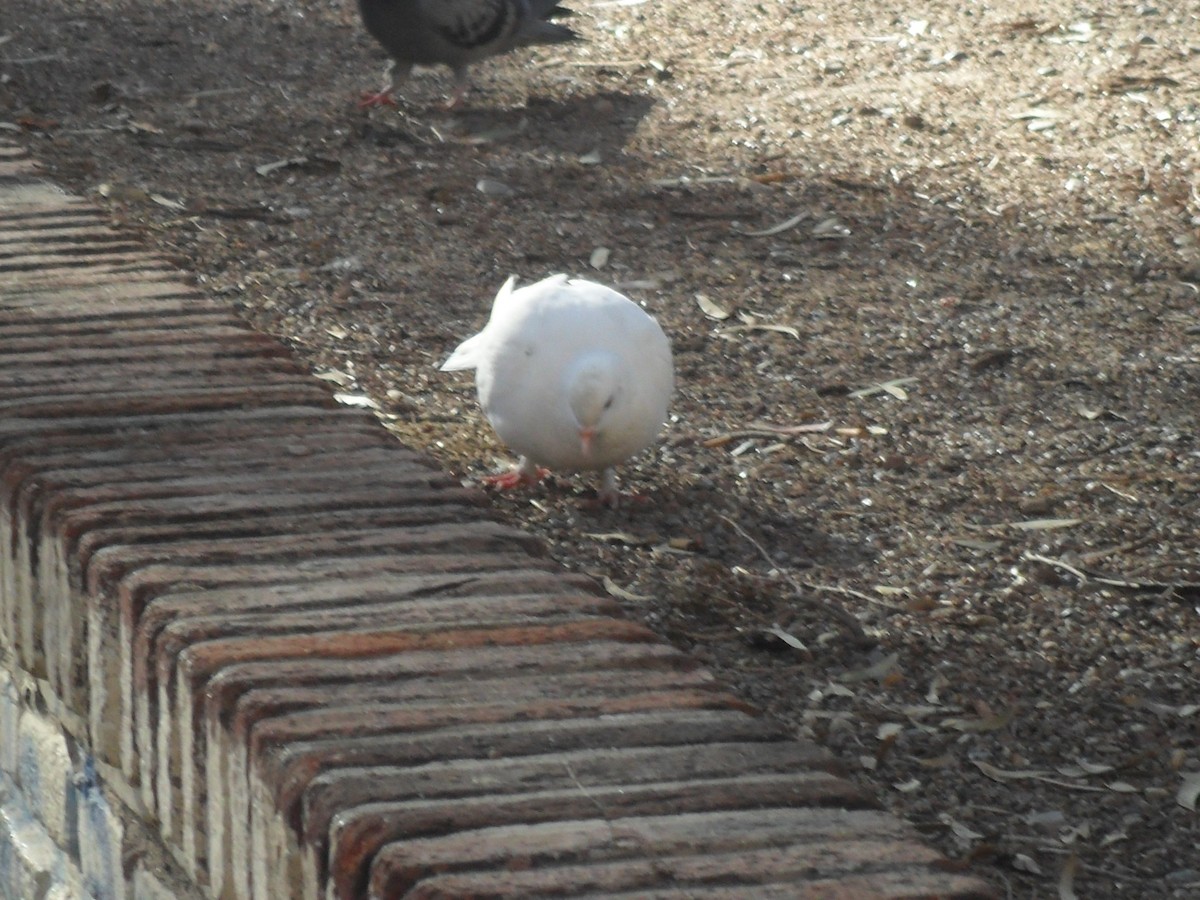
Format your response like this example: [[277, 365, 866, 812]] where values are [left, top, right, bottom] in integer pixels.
[[329, 773, 872, 898], [366, 807, 896, 896], [383, 848, 994, 899]]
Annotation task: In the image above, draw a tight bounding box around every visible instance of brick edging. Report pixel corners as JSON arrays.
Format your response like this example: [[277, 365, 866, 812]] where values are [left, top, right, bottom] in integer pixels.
[[0, 140, 996, 898]]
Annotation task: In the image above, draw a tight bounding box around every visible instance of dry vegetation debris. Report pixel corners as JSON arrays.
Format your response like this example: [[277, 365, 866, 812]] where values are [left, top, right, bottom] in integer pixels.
[[3, 0, 1198, 895]]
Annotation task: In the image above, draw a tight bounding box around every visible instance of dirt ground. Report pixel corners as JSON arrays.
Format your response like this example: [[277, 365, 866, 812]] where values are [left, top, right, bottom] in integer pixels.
[[4, 0, 1199, 895]]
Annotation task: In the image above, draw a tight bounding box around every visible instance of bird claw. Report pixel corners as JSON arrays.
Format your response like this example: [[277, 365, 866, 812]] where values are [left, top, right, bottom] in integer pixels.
[[357, 89, 398, 109], [482, 466, 548, 491]]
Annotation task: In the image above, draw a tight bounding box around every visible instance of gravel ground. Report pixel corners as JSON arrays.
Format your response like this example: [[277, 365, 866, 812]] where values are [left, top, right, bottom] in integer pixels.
[[4, 0, 1199, 895]]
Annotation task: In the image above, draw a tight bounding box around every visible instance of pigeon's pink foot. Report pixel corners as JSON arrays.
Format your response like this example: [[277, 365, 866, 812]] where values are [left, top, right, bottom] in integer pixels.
[[482, 461, 548, 491], [357, 89, 397, 109], [444, 75, 470, 110]]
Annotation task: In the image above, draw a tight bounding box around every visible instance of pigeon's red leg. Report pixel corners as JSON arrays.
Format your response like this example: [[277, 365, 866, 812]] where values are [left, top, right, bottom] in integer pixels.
[[482, 457, 547, 491], [358, 90, 397, 109], [358, 60, 407, 109], [444, 68, 471, 110]]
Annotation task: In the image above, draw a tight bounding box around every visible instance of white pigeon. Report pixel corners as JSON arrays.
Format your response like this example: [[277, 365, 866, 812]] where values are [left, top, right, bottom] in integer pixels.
[[441, 274, 674, 506], [356, 0, 579, 108]]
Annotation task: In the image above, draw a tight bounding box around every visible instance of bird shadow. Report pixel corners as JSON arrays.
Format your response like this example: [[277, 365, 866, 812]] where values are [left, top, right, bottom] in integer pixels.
[[354, 90, 656, 159]]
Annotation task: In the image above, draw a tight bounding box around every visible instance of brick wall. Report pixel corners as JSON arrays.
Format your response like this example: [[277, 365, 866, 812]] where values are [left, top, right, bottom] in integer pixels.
[[0, 141, 994, 899], [0, 666, 201, 899]]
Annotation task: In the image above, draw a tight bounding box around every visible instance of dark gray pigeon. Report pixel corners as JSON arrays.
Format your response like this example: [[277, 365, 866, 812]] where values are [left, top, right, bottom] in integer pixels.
[[357, 0, 579, 107]]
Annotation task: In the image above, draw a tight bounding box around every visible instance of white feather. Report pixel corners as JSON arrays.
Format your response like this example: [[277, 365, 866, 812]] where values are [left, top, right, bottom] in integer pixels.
[[441, 274, 674, 500]]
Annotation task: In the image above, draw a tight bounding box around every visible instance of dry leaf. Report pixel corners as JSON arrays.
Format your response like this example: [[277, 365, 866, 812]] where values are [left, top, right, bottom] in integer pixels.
[[128, 119, 164, 135], [750, 420, 832, 435], [973, 760, 1049, 781], [1058, 853, 1081, 900], [849, 377, 917, 399], [811, 216, 850, 238], [1009, 517, 1082, 530], [476, 178, 516, 197], [1057, 761, 1115, 778], [97, 182, 150, 203], [313, 369, 355, 387], [332, 393, 379, 410], [722, 322, 802, 340], [150, 193, 186, 211], [1105, 781, 1139, 794], [765, 623, 809, 652], [926, 673, 950, 704], [1011, 107, 1066, 120], [838, 652, 900, 684], [1013, 853, 1043, 875], [695, 293, 731, 319], [974, 760, 1109, 793], [738, 211, 808, 237], [1176, 772, 1200, 811], [602, 576, 650, 602], [256, 156, 307, 176], [939, 814, 984, 842]]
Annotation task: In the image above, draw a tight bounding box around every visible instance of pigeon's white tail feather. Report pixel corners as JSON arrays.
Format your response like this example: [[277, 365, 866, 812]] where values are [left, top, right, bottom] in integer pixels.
[[442, 275, 520, 370], [440, 332, 486, 371], [487, 274, 522, 318]]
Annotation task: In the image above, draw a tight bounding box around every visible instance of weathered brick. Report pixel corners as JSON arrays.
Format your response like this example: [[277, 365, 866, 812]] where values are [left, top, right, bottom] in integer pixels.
[[2, 381, 333, 422], [0, 285, 214, 322], [328, 772, 872, 899], [0, 310, 232, 338], [365, 807, 898, 896], [294, 741, 833, 898], [167, 599, 642, 872], [380, 850, 987, 900], [221, 666, 721, 899], [104, 539, 540, 775], [36, 464, 460, 709], [130, 566, 556, 786], [367, 808, 943, 898]]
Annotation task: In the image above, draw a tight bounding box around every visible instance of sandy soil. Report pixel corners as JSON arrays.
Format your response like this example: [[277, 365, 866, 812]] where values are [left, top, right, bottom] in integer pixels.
[[3, 0, 1199, 895]]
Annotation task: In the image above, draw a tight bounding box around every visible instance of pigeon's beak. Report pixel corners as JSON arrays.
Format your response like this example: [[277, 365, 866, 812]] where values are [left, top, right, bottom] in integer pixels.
[[579, 426, 596, 457]]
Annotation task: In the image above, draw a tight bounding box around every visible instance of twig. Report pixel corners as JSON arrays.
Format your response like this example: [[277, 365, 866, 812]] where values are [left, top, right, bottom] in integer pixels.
[[802, 581, 905, 611], [702, 421, 833, 447], [1076, 538, 1153, 565], [719, 515, 875, 647], [1022, 552, 1200, 601], [1023, 552, 1089, 584]]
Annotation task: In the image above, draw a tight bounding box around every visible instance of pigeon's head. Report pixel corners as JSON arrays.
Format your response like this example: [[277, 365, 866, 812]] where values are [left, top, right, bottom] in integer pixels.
[[565, 351, 623, 458]]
